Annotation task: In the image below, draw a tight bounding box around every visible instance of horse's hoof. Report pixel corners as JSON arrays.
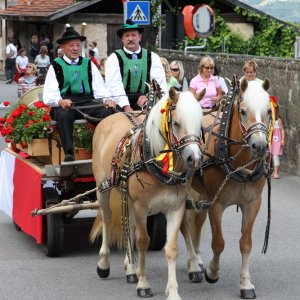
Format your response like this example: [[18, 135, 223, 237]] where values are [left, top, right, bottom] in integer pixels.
[[198, 264, 205, 273], [137, 288, 153, 298], [127, 273, 138, 284], [204, 269, 219, 284], [97, 266, 110, 278], [189, 271, 203, 283], [240, 289, 256, 299]]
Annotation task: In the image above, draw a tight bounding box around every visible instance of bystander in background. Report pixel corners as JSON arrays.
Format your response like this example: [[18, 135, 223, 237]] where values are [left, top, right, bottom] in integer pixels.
[[89, 41, 99, 58], [170, 60, 189, 91], [160, 57, 178, 89], [189, 56, 222, 109], [17, 63, 37, 98], [14, 48, 29, 83], [34, 46, 50, 75], [5, 37, 17, 84], [89, 49, 99, 68], [271, 105, 285, 179]]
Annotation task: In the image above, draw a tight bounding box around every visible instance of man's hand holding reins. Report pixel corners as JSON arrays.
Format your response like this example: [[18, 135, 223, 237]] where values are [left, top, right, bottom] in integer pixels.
[[59, 98, 73, 110], [105, 99, 116, 109]]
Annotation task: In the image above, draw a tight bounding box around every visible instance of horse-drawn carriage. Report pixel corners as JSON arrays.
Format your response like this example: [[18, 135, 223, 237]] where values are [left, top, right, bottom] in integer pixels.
[[0, 78, 273, 299]]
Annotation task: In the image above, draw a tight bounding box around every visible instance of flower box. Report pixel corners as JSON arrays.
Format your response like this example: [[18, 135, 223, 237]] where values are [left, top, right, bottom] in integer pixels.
[[17, 138, 65, 165]]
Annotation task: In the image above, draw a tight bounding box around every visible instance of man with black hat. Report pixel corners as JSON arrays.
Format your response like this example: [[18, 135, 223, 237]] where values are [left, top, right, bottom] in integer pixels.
[[105, 19, 167, 112], [43, 26, 114, 162]]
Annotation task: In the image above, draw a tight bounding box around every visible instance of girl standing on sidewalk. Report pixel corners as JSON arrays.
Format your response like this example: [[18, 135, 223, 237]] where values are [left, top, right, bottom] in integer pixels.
[[271, 107, 285, 179]]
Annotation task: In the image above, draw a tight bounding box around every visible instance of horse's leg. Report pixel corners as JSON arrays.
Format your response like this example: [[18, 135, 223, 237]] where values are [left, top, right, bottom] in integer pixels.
[[96, 190, 111, 278], [239, 195, 262, 299], [180, 210, 203, 283], [165, 203, 186, 300], [124, 230, 138, 283], [191, 209, 208, 273], [133, 206, 153, 297], [205, 202, 224, 283]]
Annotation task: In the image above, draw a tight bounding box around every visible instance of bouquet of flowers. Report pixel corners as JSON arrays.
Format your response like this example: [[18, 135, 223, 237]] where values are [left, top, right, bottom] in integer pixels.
[[0, 101, 51, 147]]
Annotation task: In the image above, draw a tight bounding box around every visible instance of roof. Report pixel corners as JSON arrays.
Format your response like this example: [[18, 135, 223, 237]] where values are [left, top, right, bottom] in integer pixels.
[[0, 0, 103, 21]]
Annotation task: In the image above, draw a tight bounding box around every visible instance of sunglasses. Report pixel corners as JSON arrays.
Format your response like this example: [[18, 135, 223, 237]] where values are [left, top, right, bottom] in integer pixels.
[[26, 65, 33, 68], [203, 66, 214, 70], [170, 68, 179, 72]]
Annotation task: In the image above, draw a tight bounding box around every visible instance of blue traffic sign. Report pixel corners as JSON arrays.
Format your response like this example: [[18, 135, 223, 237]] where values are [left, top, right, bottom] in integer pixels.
[[125, 1, 150, 25]]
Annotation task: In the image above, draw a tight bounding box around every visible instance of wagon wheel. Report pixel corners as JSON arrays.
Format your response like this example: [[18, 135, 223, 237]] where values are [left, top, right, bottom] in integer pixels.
[[13, 221, 21, 231], [147, 213, 167, 251], [42, 187, 64, 257]]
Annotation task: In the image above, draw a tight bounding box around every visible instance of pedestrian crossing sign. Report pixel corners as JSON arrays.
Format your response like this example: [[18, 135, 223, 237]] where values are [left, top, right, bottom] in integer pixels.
[[125, 1, 150, 25]]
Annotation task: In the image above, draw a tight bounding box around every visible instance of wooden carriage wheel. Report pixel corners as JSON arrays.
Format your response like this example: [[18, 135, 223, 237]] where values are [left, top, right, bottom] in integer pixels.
[[42, 187, 64, 257]]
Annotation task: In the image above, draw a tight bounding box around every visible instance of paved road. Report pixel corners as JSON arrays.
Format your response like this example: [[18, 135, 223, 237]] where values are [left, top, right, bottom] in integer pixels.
[[0, 174, 299, 300], [1, 77, 300, 299]]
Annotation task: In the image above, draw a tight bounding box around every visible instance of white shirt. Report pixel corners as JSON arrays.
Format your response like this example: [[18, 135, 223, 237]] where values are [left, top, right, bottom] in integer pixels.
[[34, 55, 50, 68], [43, 55, 110, 107], [105, 46, 168, 108], [93, 47, 99, 58], [6, 43, 17, 59], [16, 56, 29, 69], [218, 76, 229, 95]]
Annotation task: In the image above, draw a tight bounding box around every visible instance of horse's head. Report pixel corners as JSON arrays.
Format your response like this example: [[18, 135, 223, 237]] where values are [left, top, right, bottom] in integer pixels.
[[145, 87, 203, 172], [238, 78, 271, 158]]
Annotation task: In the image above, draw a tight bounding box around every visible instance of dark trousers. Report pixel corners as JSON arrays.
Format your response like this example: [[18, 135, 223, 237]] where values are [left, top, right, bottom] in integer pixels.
[[5, 58, 16, 81], [53, 105, 113, 155]]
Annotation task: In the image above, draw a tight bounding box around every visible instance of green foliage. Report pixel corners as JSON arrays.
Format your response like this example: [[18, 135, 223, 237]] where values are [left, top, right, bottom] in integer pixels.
[[185, 4, 297, 58], [73, 123, 94, 152]]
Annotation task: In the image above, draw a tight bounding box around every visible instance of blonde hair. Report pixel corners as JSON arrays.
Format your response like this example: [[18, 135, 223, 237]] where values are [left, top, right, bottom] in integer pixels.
[[170, 60, 185, 82], [243, 60, 258, 72], [27, 63, 37, 74], [160, 57, 172, 81], [198, 56, 215, 74], [39, 46, 48, 55]]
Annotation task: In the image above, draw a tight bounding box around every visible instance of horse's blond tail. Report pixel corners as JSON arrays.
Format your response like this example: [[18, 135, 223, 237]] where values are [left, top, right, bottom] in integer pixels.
[[89, 208, 103, 243], [89, 190, 125, 249]]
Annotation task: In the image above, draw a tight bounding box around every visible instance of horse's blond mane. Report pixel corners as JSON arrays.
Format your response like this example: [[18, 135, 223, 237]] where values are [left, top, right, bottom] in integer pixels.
[[243, 81, 270, 114], [145, 91, 203, 156]]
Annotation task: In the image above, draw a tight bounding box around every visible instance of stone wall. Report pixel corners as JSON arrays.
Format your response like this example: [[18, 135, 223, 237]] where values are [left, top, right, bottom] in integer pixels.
[[158, 49, 300, 176]]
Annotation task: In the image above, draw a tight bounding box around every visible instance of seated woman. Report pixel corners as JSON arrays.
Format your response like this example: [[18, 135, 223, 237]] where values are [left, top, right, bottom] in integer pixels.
[[160, 57, 178, 90], [34, 45, 50, 75], [170, 60, 189, 92], [14, 48, 29, 83], [17, 63, 38, 98], [189, 56, 222, 109]]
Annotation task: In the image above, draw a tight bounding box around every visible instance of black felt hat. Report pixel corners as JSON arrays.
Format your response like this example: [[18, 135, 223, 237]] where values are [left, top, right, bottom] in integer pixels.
[[117, 19, 144, 38], [56, 27, 86, 45]]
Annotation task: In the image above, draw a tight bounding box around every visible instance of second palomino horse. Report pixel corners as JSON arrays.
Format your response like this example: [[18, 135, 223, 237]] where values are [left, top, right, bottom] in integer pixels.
[[91, 87, 204, 300], [181, 78, 272, 299]]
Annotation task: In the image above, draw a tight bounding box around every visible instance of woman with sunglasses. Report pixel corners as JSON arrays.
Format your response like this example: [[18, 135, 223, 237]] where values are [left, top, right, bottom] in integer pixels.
[[189, 56, 222, 109], [170, 60, 189, 92], [17, 63, 37, 97]]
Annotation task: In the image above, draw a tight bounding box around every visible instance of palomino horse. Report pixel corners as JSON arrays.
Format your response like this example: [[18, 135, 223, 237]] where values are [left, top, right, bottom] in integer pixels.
[[91, 87, 203, 300], [181, 78, 272, 299]]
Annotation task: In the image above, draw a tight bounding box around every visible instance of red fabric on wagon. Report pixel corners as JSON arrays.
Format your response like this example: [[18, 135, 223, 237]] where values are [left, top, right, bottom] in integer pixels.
[[12, 156, 43, 244]]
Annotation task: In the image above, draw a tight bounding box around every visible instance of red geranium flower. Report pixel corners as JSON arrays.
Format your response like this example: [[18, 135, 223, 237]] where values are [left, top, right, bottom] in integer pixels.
[[0, 102, 52, 144], [3, 101, 10, 106]]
